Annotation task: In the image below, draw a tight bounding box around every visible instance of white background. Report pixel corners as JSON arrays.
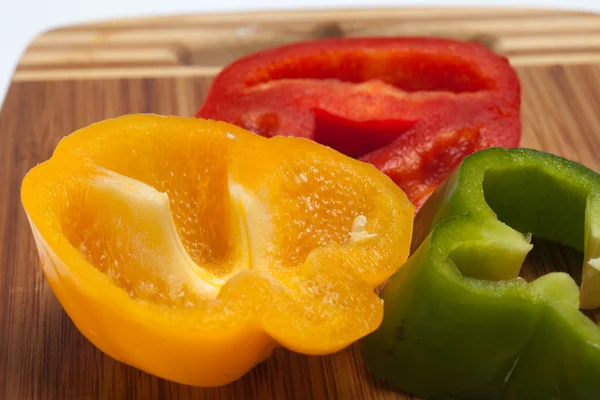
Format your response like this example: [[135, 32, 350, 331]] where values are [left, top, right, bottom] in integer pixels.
[[1, 0, 600, 106]]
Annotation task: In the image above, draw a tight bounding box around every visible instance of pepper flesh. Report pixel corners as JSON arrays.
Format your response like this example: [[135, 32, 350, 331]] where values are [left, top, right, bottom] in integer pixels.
[[21, 115, 414, 387], [196, 37, 521, 209], [361, 148, 600, 399]]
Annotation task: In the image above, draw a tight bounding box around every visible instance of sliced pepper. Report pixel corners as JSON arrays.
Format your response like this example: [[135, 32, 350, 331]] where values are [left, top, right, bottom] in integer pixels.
[[21, 115, 414, 386], [361, 148, 600, 399], [196, 37, 521, 209]]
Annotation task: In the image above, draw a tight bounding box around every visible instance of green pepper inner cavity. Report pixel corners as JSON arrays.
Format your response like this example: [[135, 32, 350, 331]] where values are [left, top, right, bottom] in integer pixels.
[[482, 165, 587, 252]]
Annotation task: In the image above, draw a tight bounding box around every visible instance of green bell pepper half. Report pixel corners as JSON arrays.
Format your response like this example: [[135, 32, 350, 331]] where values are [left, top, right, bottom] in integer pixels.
[[361, 147, 600, 400]]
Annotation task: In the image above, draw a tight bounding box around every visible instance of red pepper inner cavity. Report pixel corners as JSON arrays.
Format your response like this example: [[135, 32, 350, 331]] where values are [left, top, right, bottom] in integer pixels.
[[313, 109, 416, 158], [239, 50, 494, 160]]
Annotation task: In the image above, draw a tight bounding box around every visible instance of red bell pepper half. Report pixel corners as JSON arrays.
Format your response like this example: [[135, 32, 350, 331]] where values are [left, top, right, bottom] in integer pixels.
[[197, 37, 521, 209]]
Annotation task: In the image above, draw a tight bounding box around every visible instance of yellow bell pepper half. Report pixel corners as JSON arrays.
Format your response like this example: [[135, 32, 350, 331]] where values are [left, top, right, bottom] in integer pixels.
[[21, 115, 414, 386]]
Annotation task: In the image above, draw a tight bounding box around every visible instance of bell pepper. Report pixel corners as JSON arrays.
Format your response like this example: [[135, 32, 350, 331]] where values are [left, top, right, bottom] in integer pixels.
[[196, 37, 522, 209], [21, 115, 414, 386], [361, 148, 600, 399]]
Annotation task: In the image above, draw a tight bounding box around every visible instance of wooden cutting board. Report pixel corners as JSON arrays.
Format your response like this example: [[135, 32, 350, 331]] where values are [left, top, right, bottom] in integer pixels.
[[2, 7, 600, 399]]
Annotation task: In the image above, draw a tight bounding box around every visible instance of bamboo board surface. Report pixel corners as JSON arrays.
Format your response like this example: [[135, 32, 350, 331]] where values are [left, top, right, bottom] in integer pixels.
[[2, 7, 600, 399]]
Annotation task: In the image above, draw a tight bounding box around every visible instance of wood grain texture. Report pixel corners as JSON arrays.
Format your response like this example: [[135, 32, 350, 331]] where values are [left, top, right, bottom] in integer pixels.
[[1, 7, 600, 400], [13, 7, 600, 80]]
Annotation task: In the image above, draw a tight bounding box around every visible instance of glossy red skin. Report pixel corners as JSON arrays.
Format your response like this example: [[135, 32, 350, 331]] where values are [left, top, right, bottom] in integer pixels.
[[197, 37, 521, 209]]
